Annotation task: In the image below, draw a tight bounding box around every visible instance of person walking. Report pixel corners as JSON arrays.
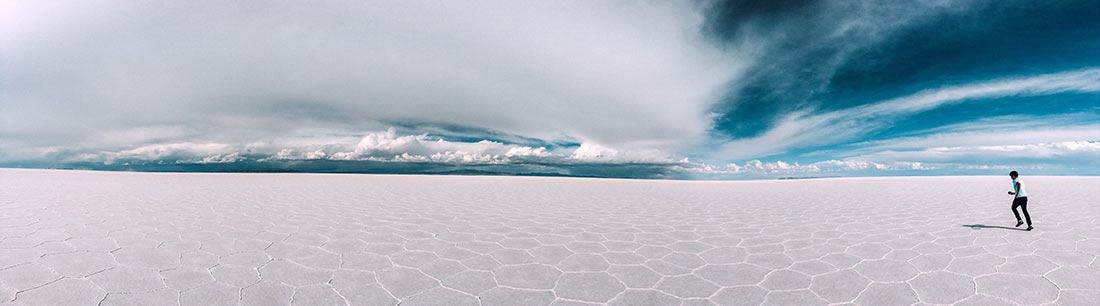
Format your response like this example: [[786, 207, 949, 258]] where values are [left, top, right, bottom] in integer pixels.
[[1008, 171, 1033, 231]]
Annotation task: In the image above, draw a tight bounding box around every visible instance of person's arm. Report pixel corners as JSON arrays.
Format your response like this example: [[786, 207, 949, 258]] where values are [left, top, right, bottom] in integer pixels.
[[1014, 181, 1021, 199]]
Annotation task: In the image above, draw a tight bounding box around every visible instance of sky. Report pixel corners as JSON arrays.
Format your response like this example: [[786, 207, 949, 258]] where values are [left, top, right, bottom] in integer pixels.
[[2, 0, 1098, 179]]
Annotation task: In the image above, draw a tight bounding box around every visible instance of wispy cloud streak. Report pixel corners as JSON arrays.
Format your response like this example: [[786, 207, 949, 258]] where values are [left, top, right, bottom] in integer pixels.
[[718, 68, 1100, 160]]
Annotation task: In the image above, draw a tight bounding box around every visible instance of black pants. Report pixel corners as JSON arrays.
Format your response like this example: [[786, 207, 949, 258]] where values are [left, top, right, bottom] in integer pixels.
[[1012, 197, 1031, 226]]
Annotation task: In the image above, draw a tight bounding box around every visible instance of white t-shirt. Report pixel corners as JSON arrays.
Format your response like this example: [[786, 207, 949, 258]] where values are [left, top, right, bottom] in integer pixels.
[[1013, 178, 1027, 197]]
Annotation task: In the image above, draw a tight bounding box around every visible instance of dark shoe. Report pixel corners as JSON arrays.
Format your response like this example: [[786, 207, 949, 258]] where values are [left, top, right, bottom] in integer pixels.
[[1026, 226, 1034, 231], [1015, 221, 1024, 227]]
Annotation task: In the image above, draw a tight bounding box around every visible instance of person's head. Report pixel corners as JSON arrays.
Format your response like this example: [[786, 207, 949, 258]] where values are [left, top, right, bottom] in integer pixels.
[[1010, 171, 1019, 179]]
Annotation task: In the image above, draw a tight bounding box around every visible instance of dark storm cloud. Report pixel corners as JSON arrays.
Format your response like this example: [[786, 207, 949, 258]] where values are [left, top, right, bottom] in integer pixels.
[[0, 0, 739, 164]]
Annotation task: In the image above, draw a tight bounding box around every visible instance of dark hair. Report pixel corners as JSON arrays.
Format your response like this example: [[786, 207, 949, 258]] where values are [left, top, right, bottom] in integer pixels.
[[1010, 171, 1019, 177]]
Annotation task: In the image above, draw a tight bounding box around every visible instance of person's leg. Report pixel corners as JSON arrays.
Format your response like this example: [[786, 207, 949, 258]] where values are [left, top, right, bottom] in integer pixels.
[[1020, 198, 1032, 226], [1011, 198, 1024, 226]]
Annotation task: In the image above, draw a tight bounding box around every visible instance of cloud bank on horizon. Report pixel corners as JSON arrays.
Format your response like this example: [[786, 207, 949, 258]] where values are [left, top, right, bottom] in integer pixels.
[[2, 0, 1099, 179]]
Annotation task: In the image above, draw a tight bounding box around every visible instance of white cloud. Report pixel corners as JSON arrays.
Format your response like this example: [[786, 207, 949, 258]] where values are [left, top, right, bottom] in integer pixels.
[[856, 141, 1100, 163], [862, 69, 1100, 115], [38, 124, 1002, 177], [264, 149, 327, 161], [825, 113, 1100, 165], [71, 142, 239, 164], [505, 147, 551, 158], [679, 159, 930, 176], [325, 128, 553, 164], [20, 114, 1095, 177], [197, 153, 242, 164], [844, 120, 1100, 156], [569, 143, 618, 160], [322, 131, 681, 164], [569, 143, 677, 163]]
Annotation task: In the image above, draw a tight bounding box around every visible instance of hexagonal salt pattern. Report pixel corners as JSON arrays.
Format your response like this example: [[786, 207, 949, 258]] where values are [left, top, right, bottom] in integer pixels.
[[1, 169, 1099, 306]]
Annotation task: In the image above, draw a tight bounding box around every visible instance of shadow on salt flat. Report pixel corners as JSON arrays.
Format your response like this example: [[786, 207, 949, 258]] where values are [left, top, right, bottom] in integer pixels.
[[961, 224, 1027, 231]]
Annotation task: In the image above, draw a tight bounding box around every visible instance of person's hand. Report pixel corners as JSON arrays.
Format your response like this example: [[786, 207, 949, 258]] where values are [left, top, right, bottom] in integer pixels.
[[1008, 191, 1015, 195]]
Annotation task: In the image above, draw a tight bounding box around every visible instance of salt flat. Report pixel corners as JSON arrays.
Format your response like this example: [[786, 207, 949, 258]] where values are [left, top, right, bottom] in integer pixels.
[[1, 169, 1098, 306]]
